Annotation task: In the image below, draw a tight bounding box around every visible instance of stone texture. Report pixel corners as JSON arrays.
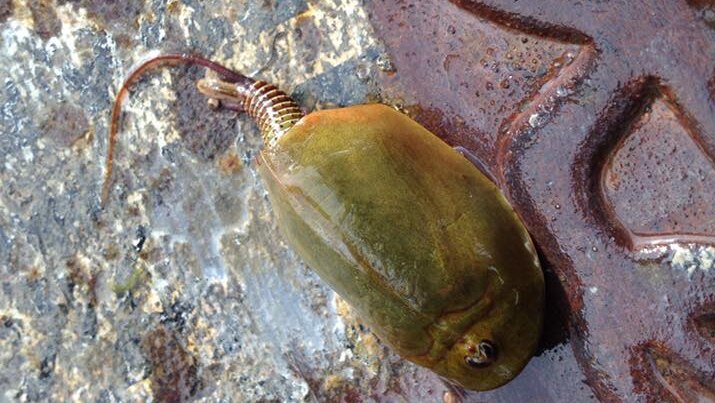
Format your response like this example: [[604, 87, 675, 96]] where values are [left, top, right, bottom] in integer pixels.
[[0, 0, 439, 401]]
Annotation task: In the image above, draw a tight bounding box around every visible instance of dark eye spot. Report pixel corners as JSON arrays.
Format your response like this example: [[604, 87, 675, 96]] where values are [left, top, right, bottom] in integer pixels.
[[464, 340, 498, 369]]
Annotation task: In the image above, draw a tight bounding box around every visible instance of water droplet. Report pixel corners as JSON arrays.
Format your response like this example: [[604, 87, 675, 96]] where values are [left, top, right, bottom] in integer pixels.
[[376, 54, 396, 73], [356, 63, 370, 81], [528, 113, 546, 128]]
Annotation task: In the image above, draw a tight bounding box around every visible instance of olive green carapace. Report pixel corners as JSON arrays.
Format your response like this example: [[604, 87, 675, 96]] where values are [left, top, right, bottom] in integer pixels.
[[258, 104, 544, 390], [103, 56, 543, 392]]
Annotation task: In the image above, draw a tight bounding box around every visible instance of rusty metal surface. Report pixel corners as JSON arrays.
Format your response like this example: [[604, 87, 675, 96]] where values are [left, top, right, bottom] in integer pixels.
[[366, 0, 715, 401]]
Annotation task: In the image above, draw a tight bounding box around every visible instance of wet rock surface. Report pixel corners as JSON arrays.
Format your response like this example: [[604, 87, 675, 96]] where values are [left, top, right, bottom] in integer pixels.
[[1, 0, 713, 401], [0, 0, 435, 401]]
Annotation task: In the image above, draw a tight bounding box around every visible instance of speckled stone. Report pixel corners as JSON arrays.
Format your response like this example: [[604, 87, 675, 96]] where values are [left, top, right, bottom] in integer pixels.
[[0, 1, 444, 401]]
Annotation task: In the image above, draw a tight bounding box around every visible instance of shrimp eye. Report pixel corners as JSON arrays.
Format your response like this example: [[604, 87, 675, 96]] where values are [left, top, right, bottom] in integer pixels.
[[464, 340, 498, 368]]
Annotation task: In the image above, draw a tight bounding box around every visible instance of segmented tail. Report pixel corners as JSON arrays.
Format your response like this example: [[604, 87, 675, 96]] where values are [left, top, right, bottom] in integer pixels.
[[243, 81, 303, 146], [100, 53, 304, 208]]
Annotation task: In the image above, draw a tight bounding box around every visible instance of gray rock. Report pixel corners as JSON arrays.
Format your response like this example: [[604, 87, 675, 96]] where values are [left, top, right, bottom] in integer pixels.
[[0, 0, 446, 401]]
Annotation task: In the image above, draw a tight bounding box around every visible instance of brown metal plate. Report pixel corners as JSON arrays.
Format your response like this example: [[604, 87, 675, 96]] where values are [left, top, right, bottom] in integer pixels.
[[366, 0, 715, 401]]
